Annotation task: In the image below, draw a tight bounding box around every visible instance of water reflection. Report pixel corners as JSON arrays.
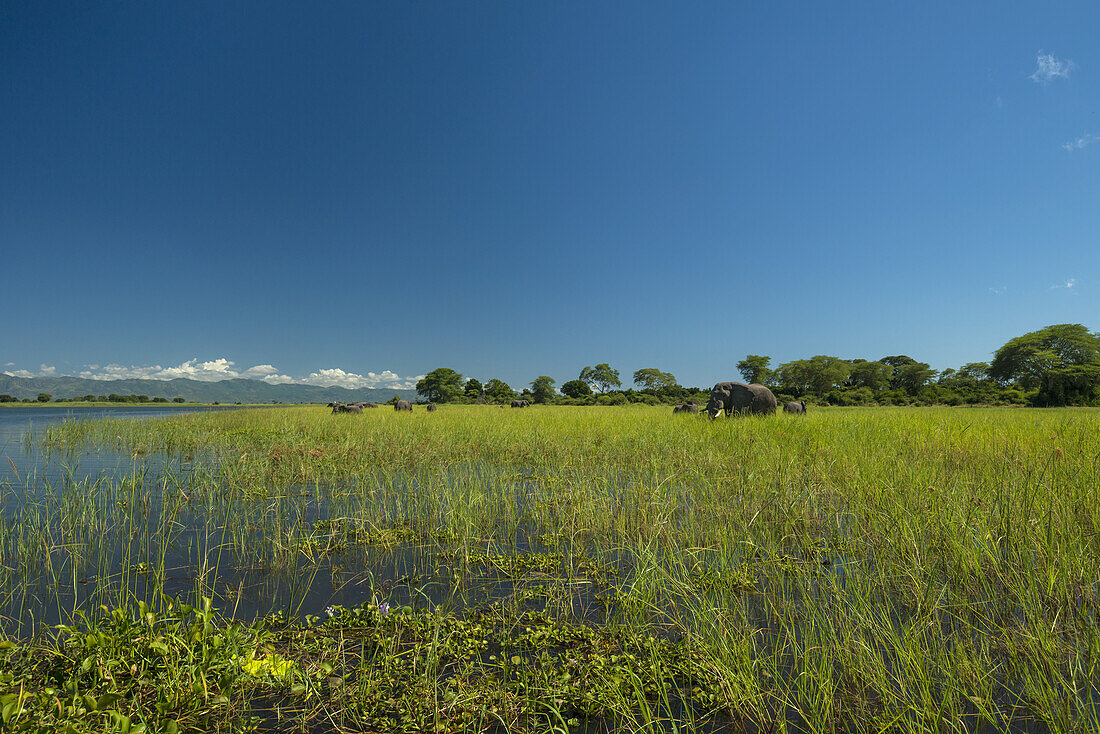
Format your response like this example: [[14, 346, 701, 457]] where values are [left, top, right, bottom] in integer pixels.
[[0, 405, 248, 486]]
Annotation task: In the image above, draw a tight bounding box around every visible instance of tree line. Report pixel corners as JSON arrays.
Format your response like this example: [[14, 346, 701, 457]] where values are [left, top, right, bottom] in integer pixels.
[[414, 324, 1100, 408], [0, 394, 188, 404]]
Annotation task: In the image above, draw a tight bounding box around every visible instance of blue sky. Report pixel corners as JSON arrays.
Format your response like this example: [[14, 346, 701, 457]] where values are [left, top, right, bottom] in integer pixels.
[[2, 2, 1097, 391]]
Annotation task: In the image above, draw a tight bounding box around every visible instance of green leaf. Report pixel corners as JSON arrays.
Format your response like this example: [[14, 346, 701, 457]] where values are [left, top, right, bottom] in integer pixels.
[[108, 711, 132, 733]]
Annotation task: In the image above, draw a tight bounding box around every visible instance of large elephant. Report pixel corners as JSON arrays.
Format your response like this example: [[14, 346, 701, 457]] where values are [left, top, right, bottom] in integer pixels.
[[331, 403, 362, 414], [510, 399, 530, 408], [706, 382, 778, 418], [394, 400, 413, 412], [783, 401, 807, 414], [673, 403, 699, 413]]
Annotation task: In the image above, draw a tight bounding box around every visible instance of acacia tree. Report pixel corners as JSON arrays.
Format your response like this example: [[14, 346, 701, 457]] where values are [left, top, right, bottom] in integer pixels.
[[776, 356, 850, 397], [530, 376, 557, 403], [560, 379, 592, 398], [845, 360, 892, 391], [579, 364, 621, 393], [416, 368, 464, 403], [880, 355, 937, 395], [484, 379, 515, 401], [736, 355, 774, 385], [956, 363, 991, 383], [632, 368, 677, 392], [463, 378, 484, 398], [990, 324, 1100, 405]]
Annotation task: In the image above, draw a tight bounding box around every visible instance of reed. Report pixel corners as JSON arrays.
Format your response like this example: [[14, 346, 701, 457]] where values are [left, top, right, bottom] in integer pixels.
[[0, 404, 1096, 732]]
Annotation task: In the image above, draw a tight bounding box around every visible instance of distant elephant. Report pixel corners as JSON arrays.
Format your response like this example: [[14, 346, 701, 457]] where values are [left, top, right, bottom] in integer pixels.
[[707, 382, 778, 418], [332, 403, 362, 414], [673, 403, 699, 413], [510, 399, 530, 408], [783, 401, 807, 414], [426, 403, 437, 412], [394, 400, 413, 411], [362, 402, 379, 408]]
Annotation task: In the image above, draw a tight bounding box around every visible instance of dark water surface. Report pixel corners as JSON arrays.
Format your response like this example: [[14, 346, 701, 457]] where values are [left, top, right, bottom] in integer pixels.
[[0, 404, 832, 638], [0, 406, 597, 636], [0, 405, 310, 633], [0, 405, 247, 487], [0, 408, 1070, 731]]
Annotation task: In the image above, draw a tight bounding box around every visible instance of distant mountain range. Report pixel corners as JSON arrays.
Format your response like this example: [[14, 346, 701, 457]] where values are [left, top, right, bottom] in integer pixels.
[[0, 374, 418, 404]]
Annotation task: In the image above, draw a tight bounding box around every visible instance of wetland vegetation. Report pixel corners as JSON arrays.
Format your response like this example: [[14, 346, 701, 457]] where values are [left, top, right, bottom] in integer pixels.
[[1, 404, 1098, 733]]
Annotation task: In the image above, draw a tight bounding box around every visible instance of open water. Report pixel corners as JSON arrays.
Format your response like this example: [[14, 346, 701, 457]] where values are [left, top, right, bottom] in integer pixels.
[[0, 405, 245, 487], [0, 405, 582, 635]]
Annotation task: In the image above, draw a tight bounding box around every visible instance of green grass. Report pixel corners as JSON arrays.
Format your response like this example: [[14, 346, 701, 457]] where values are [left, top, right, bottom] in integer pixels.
[[1, 404, 1098, 732]]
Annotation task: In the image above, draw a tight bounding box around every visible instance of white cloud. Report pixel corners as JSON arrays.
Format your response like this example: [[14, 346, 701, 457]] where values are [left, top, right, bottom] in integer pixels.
[[1051, 278, 1077, 290], [80, 364, 162, 380], [3, 365, 57, 378], [157, 358, 240, 381], [388, 376, 426, 391], [242, 364, 279, 377], [78, 359, 242, 382], [1063, 133, 1099, 151], [1029, 52, 1074, 84], [300, 368, 420, 390], [301, 368, 368, 388], [46, 357, 423, 391], [989, 286, 1007, 295]]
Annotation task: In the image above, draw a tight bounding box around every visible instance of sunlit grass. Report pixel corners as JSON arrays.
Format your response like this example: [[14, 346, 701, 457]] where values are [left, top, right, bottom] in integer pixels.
[[0, 404, 1097, 731]]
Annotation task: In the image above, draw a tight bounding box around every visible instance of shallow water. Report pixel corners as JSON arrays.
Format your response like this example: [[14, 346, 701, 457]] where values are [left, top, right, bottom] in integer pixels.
[[0, 410, 622, 635], [0, 407, 849, 639], [0, 407, 1083, 731], [0, 405, 282, 631], [0, 405, 247, 487]]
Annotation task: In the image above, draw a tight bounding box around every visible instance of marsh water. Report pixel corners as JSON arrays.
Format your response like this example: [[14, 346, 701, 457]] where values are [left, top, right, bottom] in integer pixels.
[[0, 405, 244, 486], [0, 405, 331, 633], [0, 406, 617, 636], [0, 406, 1081, 732]]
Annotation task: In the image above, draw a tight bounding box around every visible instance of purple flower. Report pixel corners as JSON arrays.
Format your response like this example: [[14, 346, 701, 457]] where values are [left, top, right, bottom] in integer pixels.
[[377, 602, 391, 616]]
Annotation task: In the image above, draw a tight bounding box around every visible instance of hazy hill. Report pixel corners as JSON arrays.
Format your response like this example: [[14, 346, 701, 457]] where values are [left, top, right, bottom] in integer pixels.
[[0, 374, 417, 404]]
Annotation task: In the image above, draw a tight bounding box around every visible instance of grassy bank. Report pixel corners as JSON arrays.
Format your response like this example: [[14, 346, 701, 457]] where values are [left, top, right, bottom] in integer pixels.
[[1, 405, 1097, 732]]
